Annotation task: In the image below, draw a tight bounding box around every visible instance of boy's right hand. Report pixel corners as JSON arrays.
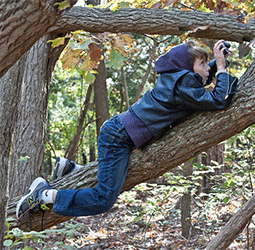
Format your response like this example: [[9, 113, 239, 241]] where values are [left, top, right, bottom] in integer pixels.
[[213, 40, 228, 71]]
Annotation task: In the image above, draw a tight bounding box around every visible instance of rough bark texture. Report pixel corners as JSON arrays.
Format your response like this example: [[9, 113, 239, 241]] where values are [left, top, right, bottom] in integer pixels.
[[0, 0, 77, 78], [9, 34, 67, 199], [9, 36, 51, 199], [7, 59, 255, 233], [51, 7, 255, 43], [94, 57, 110, 137], [181, 160, 193, 238], [0, 56, 26, 249]]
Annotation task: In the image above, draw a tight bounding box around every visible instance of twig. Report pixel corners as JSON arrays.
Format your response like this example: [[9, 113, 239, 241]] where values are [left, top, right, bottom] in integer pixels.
[[45, 136, 56, 158], [247, 219, 251, 250], [143, 213, 153, 248]]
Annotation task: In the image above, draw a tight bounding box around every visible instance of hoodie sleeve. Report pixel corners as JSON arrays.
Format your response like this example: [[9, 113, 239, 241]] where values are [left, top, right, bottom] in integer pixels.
[[174, 72, 238, 110]]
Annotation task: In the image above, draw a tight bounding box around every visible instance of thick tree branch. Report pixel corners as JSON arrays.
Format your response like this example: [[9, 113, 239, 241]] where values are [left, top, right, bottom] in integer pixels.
[[0, 0, 77, 78], [51, 7, 255, 43], [1, 5, 254, 78]]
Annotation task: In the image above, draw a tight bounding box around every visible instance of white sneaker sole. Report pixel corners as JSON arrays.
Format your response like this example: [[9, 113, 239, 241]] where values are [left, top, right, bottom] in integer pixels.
[[16, 177, 47, 219]]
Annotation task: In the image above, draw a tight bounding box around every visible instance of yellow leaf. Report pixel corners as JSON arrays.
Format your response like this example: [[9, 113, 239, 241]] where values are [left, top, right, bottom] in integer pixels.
[[79, 55, 94, 72], [47, 37, 66, 48], [62, 47, 80, 70], [121, 34, 134, 44], [180, 32, 189, 43]]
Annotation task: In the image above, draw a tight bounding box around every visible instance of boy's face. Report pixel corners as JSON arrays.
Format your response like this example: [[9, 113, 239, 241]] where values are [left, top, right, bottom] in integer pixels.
[[193, 57, 210, 85]]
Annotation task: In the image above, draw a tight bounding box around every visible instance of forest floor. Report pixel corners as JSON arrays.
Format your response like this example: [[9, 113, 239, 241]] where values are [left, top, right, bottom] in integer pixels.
[[35, 177, 251, 250], [8, 176, 251, 250]]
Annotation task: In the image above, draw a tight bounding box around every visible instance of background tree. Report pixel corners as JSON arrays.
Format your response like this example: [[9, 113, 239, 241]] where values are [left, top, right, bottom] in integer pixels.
[[9, 35, 68, 198]]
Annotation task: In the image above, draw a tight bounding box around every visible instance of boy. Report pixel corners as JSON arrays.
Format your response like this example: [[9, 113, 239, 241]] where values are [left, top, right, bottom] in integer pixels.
[[16, 40, 238, 221]]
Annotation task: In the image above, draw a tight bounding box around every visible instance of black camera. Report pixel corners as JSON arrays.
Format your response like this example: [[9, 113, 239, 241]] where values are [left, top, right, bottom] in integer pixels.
[[221, 41, 231, 56]]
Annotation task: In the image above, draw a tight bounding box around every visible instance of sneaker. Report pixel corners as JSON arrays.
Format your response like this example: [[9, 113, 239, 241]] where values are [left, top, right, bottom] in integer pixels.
[[16, 177, 52, 222], [52, 157, 76, 180]]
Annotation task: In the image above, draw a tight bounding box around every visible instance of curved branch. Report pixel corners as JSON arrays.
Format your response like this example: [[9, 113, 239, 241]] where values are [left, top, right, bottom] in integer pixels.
[[51, 7, 255, 43], [0, 0, 77, 78]]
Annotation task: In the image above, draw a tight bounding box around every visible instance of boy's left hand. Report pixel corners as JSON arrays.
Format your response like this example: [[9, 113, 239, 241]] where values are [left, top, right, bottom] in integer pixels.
[[214, 40, 227, 71]]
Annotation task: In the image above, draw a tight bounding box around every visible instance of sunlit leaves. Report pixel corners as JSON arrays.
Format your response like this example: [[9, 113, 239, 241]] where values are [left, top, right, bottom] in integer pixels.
[[56, 31, 138, 77], [106, 0, 255, 21]]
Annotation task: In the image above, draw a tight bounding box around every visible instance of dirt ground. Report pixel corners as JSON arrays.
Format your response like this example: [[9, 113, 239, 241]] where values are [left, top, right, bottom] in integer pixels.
[[40, 180, 250, 250]]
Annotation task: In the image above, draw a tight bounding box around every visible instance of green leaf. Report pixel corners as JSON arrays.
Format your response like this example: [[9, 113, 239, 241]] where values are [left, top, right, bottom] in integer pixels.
[[223, 196, 230, 203], [3, 240, 13, 247], [48, 37, 66, 48], [119, 1, 130, 8], [107, 48, 126, 68], [82, 72, 95, 83], [69, 38, 92, 51], [54, 0, 71, 10], [63, 245, 76, 250]]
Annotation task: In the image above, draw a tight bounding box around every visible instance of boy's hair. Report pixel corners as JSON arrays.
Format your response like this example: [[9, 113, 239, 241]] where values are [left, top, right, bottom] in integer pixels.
[[185, 41, 208, 64]]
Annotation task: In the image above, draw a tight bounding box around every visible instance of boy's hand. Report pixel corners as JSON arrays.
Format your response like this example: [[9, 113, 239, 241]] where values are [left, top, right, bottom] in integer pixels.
[[213, 40, 227, 71]]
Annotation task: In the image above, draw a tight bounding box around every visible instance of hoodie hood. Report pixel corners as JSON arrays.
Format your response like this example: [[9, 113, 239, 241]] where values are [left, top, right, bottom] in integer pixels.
[[155, 44, 194, 74]]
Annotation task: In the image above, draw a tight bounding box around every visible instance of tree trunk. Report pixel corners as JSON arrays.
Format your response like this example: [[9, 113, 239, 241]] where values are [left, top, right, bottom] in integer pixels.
[[94, 57, 110, 137], [9, 34, 68, 198], [89, 126, 96, 162], [121, 67, 129, 109], [52, 7, 255, 43], [0, 57, 26, 249], [133, 50, 154, 103], [201, 143, 225, 194], [181, 160, 193, 238], [0, 0, 76, 78], [7, 59, 255, 232]]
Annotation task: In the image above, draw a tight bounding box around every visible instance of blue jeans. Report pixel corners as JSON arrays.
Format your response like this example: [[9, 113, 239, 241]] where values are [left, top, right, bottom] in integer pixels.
[[53, 115, 134, 216]]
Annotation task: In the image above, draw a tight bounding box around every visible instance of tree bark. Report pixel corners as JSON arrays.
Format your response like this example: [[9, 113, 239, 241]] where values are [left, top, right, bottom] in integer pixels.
[[94, 57, 110, 137], [181, 160, 193, 238], [9, 34, 67, 199], [52, 7, 255, 43], [133, 50, 154, 103], [7, 59, 255, 232], [121, 67, 129, 109], [0, 0, 76, 78], [0, 57, 26, 249]]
